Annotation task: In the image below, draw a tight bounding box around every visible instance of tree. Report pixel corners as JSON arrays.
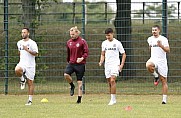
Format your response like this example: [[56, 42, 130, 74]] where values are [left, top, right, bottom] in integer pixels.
[[22, 0, 36, 38], [114, 0, 134, 79], [21, 0, 58, 38], [134, 3, 177, 18]]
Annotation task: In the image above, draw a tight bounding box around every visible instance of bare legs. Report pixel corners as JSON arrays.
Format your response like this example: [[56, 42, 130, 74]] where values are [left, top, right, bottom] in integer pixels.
[[146, 61, 168, 103], [64, 73, 82, 103], [15, 66, 23, 78], [15, 65, 34, 104], [107, 75, 116, 94], [107, 75, 116, 105]]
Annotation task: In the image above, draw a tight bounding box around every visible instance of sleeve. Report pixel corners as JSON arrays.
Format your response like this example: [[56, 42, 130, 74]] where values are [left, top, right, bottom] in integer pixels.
[[118, 41, 125, 54], [31, 41, 38, 53], [66, 42, 70, 63], [147, 37, 151, 46], [162, 37, 169, 47], [82, 39, 89, 59], [101, 41, 105, 51], [17, 41, 20, 51]]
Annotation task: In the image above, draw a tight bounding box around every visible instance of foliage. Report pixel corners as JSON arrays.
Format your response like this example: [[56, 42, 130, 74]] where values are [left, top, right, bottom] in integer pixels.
[[133, 3, 177, 18]]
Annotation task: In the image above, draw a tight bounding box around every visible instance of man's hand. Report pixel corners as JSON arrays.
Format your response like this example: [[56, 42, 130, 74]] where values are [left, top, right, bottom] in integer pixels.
[[157, 40, 163, 47], [99, 62, 102, 66], [77, 57, 84, 63], [23, 45, 29, 52]]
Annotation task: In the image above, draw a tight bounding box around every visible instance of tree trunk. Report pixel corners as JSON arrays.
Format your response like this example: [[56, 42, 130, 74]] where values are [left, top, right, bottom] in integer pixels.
[[22, 0, 36, 38], [114, 0, 134, 80]]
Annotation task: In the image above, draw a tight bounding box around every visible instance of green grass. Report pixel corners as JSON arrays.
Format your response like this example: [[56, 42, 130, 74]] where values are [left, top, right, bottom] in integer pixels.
[[4, 80, 180, 95], [0, 94, 180, 118]]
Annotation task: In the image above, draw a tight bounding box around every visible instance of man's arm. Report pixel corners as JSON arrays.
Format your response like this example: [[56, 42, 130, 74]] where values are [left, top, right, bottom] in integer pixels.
[[119, 52, 126, 72], [157, 40, 170, 53], [23, 45, 38, 56], [99, 51, 105, 66], [77, 40, 89, 63]]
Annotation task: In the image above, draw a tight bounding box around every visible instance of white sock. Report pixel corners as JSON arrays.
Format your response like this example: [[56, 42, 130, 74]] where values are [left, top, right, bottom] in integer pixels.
[[28, 95, 33, 102], [152, 71, 158, 78], [111, 94, 116, 101], [162, 95, 167, 103], [20, 76, 25, 81]]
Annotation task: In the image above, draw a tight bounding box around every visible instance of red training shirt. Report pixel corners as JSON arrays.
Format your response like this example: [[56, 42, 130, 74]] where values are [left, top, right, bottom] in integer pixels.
[[66, 36, 89, 64]]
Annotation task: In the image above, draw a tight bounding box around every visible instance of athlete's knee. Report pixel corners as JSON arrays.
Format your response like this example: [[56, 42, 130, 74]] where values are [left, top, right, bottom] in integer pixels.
[[110, 79, 116, 85], [27, 79, 33, 86], [15, 66, 23, 77], [160, 76, 167, 83], [146, 62, 153, 68], [64, 73, 70, 78]]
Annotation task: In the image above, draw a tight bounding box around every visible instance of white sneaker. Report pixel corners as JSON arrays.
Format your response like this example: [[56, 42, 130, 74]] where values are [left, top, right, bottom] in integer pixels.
[[25, 100, 32, 106], [108, 100, 116, 105], [20, 79, 26, 90]]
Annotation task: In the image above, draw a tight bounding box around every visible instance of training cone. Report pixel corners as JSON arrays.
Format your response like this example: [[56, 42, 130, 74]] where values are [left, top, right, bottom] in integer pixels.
[[124, 106, 132, 111], [41, 98, 49, 103]]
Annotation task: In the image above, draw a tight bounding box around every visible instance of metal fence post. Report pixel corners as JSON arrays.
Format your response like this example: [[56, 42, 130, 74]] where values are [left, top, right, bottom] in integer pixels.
[[82, 0, 86, 94], [162, 0, 167, 37], [4, 0, 9, 95]]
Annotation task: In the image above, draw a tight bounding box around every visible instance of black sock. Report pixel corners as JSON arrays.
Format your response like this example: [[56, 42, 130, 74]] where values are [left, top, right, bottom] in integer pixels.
[[77, 96, 82, 103], [69, 82, 74, 88]]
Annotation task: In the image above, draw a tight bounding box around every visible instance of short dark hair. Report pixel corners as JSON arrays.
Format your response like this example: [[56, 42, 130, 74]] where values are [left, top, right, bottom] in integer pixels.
[[22, 27, 30, 32], [105, 28, 113, 34], [152, 25, 160, 30]]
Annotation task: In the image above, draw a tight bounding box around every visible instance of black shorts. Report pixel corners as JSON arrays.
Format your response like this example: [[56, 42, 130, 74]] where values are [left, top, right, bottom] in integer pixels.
[[64, 63, 85, 81]]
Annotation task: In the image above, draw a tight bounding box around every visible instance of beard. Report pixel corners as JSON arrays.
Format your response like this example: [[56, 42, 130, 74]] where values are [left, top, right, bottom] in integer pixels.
[[22, 35, 28, 39]]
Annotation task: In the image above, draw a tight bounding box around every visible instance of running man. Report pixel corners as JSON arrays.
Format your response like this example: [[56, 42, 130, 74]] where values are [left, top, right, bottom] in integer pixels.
[[64, 26, 89, 104], [99, 28, 126, 105], [15, 27, 38, 105], [146, 25, 170, 104]]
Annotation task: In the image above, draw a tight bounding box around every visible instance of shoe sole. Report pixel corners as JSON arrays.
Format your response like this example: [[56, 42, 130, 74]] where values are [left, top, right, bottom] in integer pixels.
[[154, 81, 159, 86], [70, 87, 75, 96]]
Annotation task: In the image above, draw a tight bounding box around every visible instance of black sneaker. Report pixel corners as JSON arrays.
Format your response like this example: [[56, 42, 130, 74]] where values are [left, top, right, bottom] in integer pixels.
[[70, 85, 75, 96], [154, 77, 159, 86], [23, 72, 27, 80], [76, 100, 81, 104], [162, 101, 166, 104]]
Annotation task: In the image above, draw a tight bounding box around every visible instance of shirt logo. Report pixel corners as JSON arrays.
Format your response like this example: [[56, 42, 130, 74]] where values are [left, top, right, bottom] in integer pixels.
[[151, 44, 159, 47], [76, 43, 80, 47], [69, 42, 72, 46]]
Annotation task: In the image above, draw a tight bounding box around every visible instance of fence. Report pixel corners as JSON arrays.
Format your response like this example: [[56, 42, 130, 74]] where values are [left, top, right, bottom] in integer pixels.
[[0, 1, 181, 95]]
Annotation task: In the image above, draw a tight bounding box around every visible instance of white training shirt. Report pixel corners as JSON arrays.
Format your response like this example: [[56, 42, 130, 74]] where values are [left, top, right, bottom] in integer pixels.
[[17, 39, 38, 67], [147, 35, 169, 61], [101, 38, 125, 65]]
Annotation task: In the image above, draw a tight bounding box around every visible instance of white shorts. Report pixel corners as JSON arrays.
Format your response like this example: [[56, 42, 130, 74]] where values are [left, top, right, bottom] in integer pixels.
[[17, 63, 36, 80], [104, 64, 120, 78], [146, 58, 168, 77]]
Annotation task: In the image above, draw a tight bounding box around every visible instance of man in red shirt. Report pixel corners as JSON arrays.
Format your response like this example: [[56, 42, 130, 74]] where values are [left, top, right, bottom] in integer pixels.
[[64, 26, 89, 104]]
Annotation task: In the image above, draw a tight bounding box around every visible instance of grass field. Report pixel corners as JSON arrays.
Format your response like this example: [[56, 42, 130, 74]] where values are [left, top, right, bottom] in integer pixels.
[[0, 94, 180, 118]]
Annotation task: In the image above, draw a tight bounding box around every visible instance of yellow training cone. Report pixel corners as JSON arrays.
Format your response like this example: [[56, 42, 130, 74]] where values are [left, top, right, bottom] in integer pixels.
[[41, 98, 49, 103]]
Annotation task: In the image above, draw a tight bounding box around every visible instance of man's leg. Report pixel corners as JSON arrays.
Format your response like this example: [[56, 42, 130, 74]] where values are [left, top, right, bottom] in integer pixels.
[[108, 75, 116, 105], [107, 78, 111, 93], [15, 66, 26, 89], [25, 79, 34, 105], [160, 76, 168, 104], [146, 61, 159, 86], [15, 66, 23, 77], [64, 73, 75, 96], [77, 80, 82, 103]]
